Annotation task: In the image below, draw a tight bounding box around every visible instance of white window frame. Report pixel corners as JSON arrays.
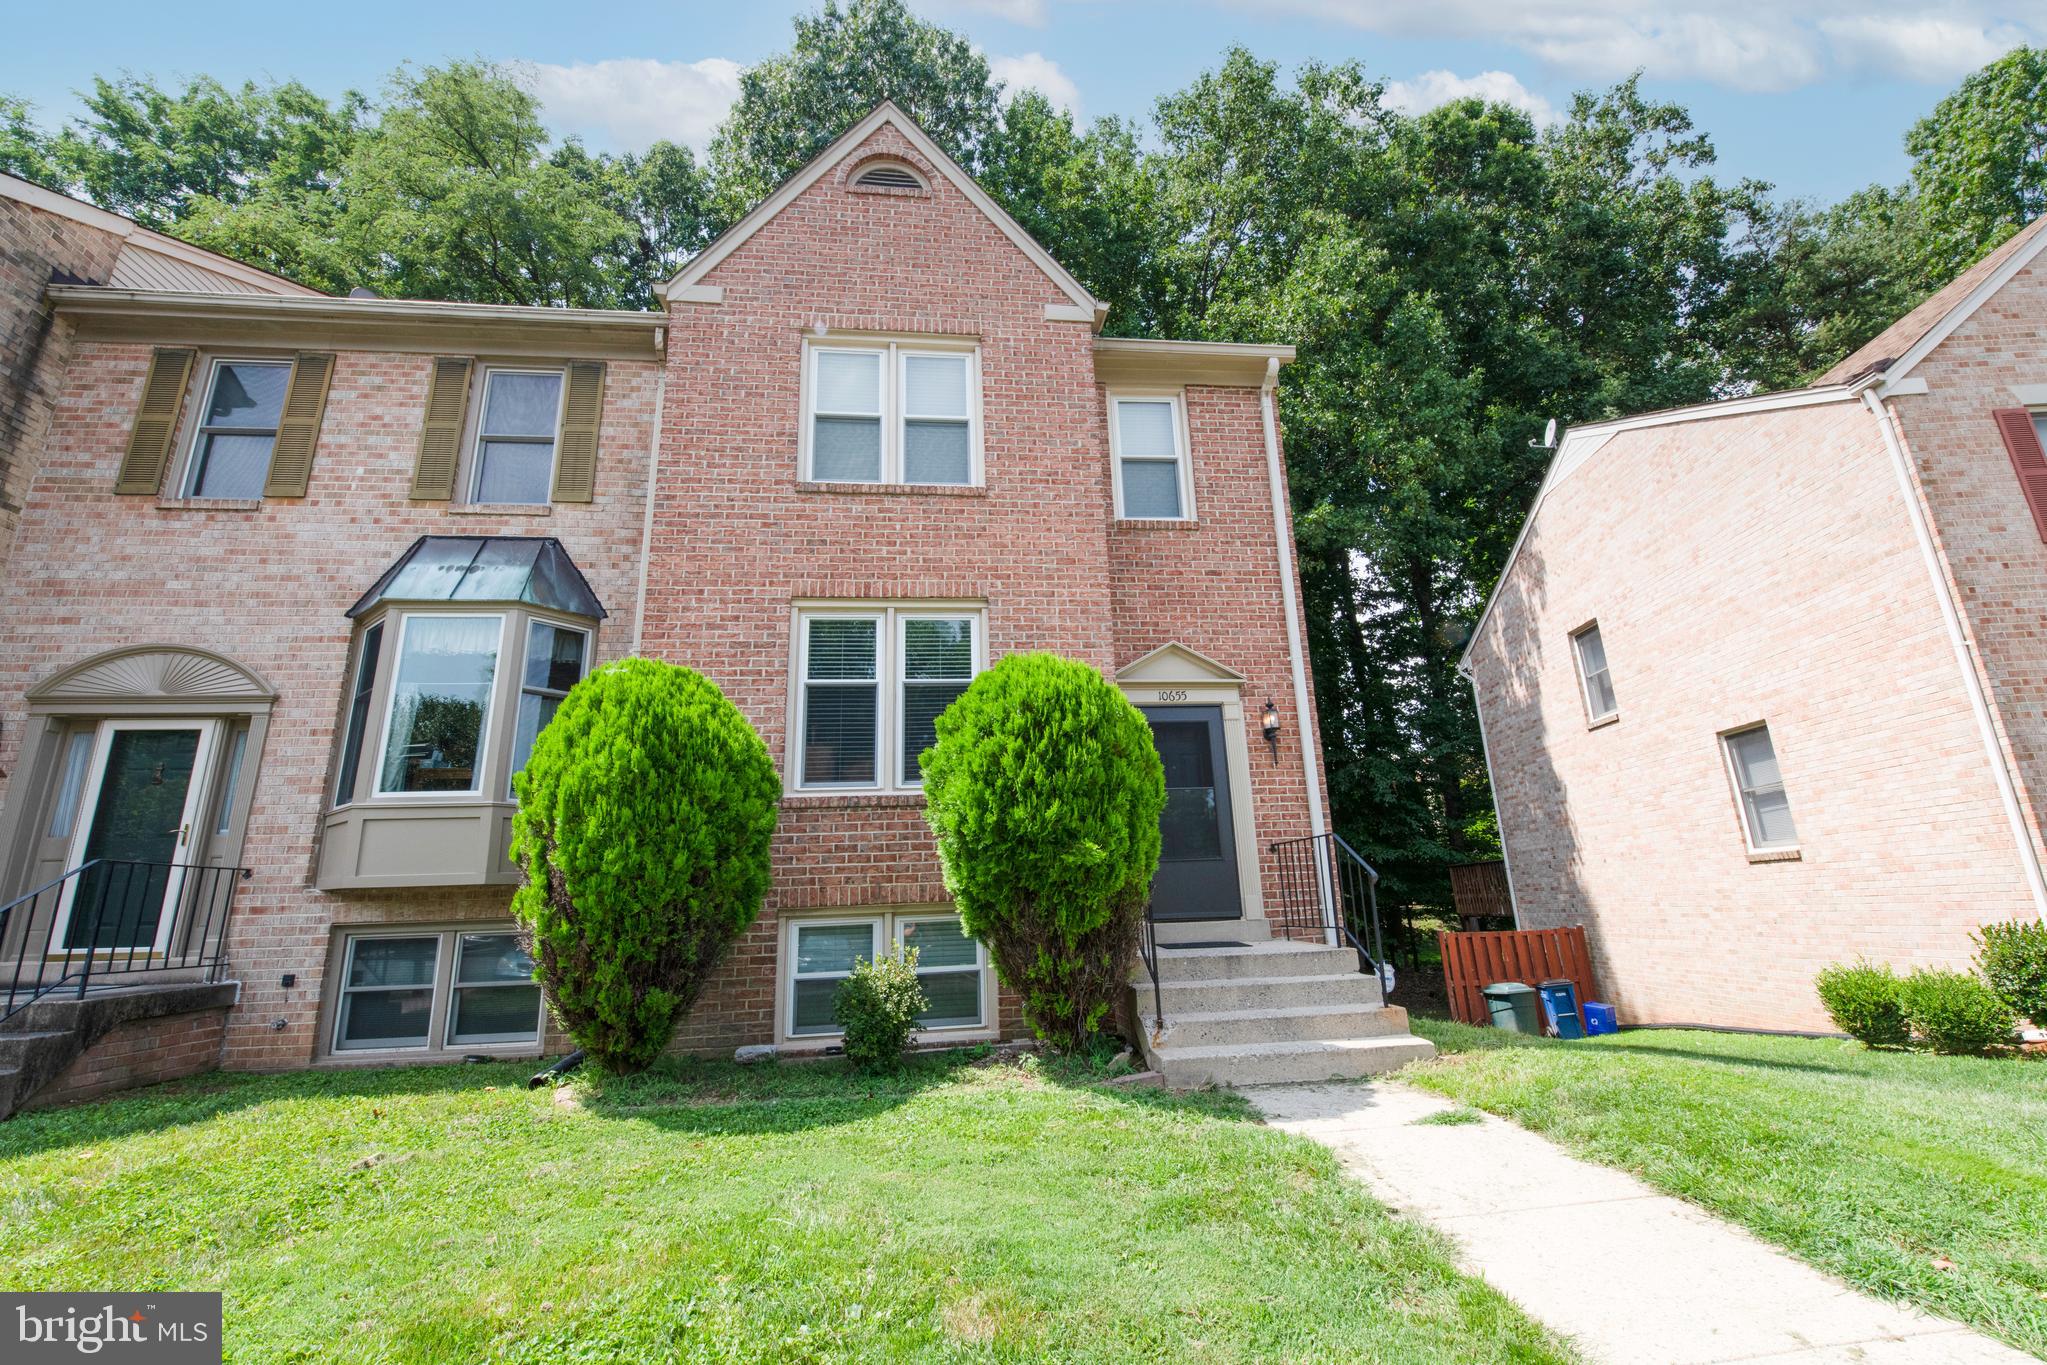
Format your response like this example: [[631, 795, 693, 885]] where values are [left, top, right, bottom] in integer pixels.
[[446, 930, 547, 1046], [369, 611, 510, 802], [800, 338, 982, 487], [328, 926, 544, 1057], [780, 910, 993, 1045], [1107, 390, 1195, 521], [1570, 621, 1618, 725], [181, 355, 292, 498], [895, 912, 987, 1030], [1720, 723, 1799, 856], [506, 619, 592, 799], [467, 364, 567, 506], [790, 603, 986, 794]]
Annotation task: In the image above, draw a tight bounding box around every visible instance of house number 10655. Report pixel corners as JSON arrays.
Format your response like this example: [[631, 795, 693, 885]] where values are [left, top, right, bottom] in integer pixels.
[[1155, 689, 1189, 702]]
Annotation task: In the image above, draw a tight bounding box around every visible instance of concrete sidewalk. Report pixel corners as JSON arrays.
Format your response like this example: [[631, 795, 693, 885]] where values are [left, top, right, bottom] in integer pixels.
[[1246, 1080, 2037, 1365]]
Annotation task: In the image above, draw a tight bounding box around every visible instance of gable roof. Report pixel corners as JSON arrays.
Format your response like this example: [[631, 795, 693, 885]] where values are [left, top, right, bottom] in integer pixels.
[[2, 172, 324, 298], [664, 101, 1105, 326], [1817, 212, 2047, 386]]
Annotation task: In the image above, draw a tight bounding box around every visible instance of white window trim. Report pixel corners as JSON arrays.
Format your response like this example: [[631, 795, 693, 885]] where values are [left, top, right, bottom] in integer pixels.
[[1570, 621, 1618, 726], [1719, 723, 1799, 856], [799, 338, 983, 487], [447, 931, 548, 1046], [368, 611, 510, 803], [181, 355, 292, 498], [467, 364, 568, 506], [1107, 390, 1195, 521], [790, 602, 986, 795], [780, 910, 994, 1045], [328, 926, 544, 1057], [506, 619, 592, 799]]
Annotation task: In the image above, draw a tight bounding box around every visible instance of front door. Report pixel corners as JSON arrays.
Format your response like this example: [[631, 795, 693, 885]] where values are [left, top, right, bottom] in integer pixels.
[[1141, 706, 1242, 921], [56, 720, 217, 954]]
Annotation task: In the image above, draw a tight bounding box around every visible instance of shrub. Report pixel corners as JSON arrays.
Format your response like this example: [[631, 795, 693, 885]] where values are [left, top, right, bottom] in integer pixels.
[[921, 652, 1165, 1052], [1899, 968, 2018, 1055], [510, 658, 780, 1073], [834, 948, 927, 1073], [1976, 919, 2047, 1028], [1814, 961, 1909, 1048]]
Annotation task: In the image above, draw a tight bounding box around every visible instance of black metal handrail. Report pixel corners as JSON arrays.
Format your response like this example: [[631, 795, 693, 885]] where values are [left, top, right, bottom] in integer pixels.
[[0, 858, 246, 1022], [1137, 903, 1164, 1041], [1268, 832, 1389, 986]]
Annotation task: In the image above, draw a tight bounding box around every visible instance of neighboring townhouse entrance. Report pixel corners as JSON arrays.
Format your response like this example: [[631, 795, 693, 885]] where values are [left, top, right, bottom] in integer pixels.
[[1140, 705, 1243, 921], [56, 719, 219, 951]]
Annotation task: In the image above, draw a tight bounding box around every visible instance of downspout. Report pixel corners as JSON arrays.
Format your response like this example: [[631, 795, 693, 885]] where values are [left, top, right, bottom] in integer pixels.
[[630, 349, 667, 656], [1457, 655, 1523, 929], [1260, 360, 1333, 940], [1863, 387, 2047, 921]]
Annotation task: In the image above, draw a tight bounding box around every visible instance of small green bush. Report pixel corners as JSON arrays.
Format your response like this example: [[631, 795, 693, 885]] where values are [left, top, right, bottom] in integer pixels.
[[834, 948, 927, 1073], [1814, 961, 1910, 1048], [1899, 968, 2018, 1055], [511, 658, 780, 1073], [921, 652, 1165, 1052], [1976, 919, 2047, 1027]]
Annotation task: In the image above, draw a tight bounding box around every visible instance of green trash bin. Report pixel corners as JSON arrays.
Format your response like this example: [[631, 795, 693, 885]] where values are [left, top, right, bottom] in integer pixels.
[[1482, 981, 1542, 1034]]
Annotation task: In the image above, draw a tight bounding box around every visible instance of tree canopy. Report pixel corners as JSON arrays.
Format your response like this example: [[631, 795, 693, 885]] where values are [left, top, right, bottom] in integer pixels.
[[8, 0, 2046, 920]]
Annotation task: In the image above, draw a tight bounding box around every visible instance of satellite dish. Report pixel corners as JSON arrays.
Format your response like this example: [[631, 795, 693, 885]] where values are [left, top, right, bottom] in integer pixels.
[[1530, 417, 1558, 450]]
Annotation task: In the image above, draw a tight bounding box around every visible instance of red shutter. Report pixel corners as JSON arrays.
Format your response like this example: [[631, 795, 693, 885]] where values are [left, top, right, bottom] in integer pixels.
[[1993, 408, 2047, 542]]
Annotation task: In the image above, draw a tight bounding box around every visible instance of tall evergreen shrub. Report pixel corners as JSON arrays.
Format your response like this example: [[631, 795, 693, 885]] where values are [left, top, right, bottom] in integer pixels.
[[510, 658, 779, 1072], [920, 652, 1164, 1051]]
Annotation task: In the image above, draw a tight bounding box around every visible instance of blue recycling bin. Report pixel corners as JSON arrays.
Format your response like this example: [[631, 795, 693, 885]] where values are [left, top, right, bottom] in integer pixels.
[[1582, 1001, 1618, 1036], [1537, 979, 1585, 1039]]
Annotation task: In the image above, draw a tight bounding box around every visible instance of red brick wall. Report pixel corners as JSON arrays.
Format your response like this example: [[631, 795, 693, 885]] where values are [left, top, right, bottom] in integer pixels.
[[1468, 400, 2035, 1031], [0, 340, 660, 1069], [0, 197, 124, 581], [24, 1005, 228, 1109]]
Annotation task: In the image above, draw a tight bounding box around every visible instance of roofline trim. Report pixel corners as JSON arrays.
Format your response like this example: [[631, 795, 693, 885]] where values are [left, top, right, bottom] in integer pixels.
[[1880, 221, 2047, 386], [1458, 378, 1874, 673], [662, 101, 1103, 322], [47, 286, 664, 330], [2, 172, 325, 297]]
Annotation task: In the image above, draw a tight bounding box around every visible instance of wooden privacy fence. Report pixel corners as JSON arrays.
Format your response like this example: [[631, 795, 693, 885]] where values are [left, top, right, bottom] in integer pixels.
[[1438, 925, 1599, 1027], [1448, 861, 1513, 929]]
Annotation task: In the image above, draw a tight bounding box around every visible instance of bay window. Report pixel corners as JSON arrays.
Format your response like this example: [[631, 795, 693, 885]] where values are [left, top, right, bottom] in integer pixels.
[[377, 614, 505, 795], [794, 604, 984, 792], [785, 911, 990, 1041], [803, 340, 980, 486]]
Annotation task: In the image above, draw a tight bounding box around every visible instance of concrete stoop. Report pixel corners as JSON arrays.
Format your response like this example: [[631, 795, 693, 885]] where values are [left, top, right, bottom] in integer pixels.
[[1131, 941, 1435, 1087], [0, 980, 237, 1118]]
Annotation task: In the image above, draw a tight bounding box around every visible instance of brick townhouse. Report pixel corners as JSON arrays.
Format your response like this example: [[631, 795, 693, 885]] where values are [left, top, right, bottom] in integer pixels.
[[0, 104, 1428, 1113], [1464, 214, 2047, 1033]]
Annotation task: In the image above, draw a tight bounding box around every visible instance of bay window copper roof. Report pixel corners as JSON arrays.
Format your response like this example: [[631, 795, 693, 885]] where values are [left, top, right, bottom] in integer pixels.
[[346, 536, 607, 619]]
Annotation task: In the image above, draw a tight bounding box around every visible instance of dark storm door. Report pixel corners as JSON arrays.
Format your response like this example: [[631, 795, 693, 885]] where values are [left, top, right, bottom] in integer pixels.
[[1141, 706, 1242, 922], [58, 721, 214, 953]]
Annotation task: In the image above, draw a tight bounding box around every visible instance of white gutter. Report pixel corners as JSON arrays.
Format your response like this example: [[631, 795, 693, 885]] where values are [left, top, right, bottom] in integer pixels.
[[1260, 360, 1333, 942], [630, 378, 667, 655], [1458, 655, 1523, 929], [1863, 389, 2047, 921]]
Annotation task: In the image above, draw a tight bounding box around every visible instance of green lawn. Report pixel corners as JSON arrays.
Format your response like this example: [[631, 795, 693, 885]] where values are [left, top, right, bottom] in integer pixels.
[[1406, 1018, 2047, 1357], [1, 1050, 1572, 1363]]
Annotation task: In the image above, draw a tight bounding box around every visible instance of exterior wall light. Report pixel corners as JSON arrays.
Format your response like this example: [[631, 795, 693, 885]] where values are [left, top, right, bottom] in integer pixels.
[[1261, 699, 1281, 762]]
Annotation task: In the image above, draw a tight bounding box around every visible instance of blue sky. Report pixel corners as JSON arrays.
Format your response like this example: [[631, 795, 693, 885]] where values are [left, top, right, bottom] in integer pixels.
[[5, 1, 2043, 205]]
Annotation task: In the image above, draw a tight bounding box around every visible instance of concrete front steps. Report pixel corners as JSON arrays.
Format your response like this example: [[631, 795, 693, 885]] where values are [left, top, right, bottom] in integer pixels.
[[1131, 940, 1435, 1087]]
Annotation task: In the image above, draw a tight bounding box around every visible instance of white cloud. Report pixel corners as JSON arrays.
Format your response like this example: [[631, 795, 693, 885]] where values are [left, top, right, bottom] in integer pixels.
[[521, 58, 743, 154], [1383, 70, 1560, 127], [1255, 1, 2037, 92], [940, 0, 1049, 23], [989, 52, 1083, 117]]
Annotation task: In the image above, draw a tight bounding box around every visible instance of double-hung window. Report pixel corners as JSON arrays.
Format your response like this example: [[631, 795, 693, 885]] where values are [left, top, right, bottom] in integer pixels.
[[330, 927, 542, 1054], [186, 358, 291, 499], [508, 621, 589, 798], [471, 368, 565, 505], [804, 341, 979, 486], [1109, 393, 1193, 520], [795, 605, 983, 792], [1724, 724, 1798, 853], [1572, 623, 1618, 723], [786, 912, 990, 1039]]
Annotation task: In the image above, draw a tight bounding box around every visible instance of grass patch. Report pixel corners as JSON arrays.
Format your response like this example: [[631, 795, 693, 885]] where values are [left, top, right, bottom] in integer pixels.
[[1407, 1018, 2047, 1356], [1, 1049, 1574, 1363], [1410, 1107, 1484, 1127]]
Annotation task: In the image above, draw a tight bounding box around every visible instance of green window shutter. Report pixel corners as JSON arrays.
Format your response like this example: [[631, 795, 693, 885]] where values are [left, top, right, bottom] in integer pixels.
[[410, 356, 473, 500], [114, 347, 196, 495], [262, 352, 335, 499], [550, 361, 606, 503]]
